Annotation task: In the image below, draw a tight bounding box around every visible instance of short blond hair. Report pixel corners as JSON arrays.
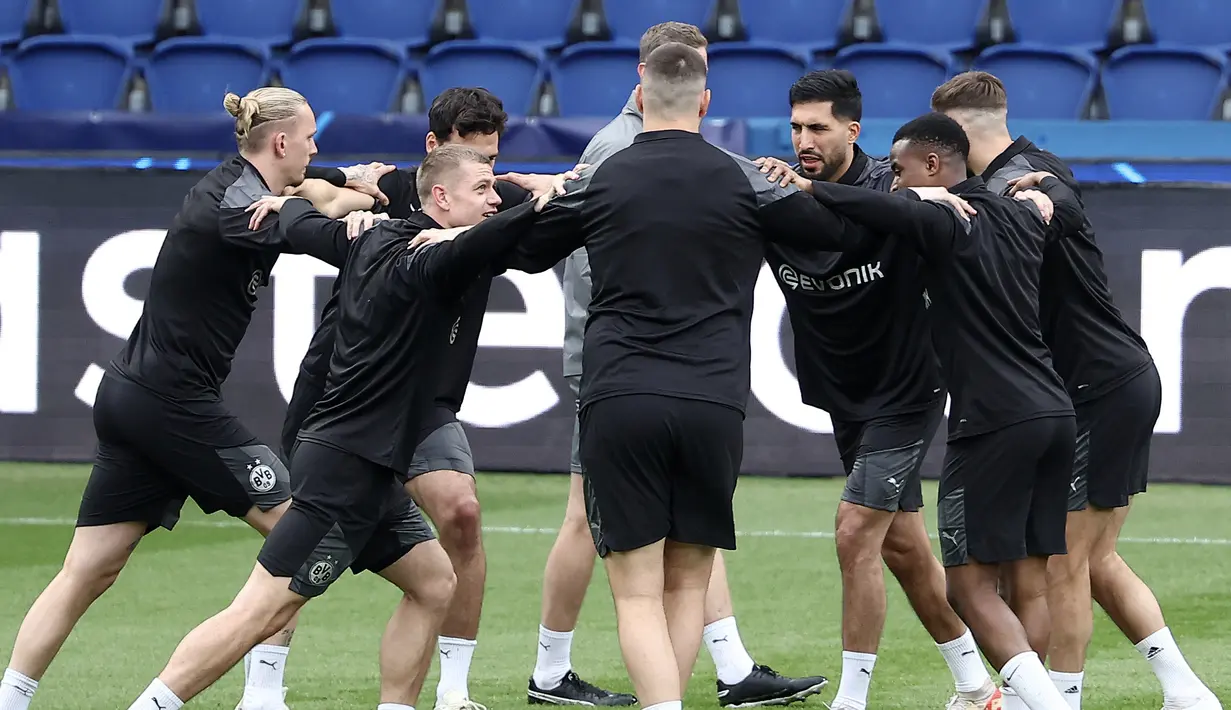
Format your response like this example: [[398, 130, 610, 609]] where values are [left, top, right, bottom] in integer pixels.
[[223, 87, 310, 151], [639, 21, 707, 62], [416, 144, 493, 207], [930, 71, 1008, 113]]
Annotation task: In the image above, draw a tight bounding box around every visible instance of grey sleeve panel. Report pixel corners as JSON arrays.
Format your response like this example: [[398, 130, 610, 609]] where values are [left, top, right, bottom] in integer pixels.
[[985, 154, 1036, 197], [720, 147, 802, 206], [562, 112, 642, 377], [220, 164, 274, 209]]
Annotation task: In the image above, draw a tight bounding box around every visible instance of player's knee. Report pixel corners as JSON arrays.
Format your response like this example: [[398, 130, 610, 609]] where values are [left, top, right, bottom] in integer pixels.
[[436, 493, 482, 550], [1088, 550, 1124, 589], [834, 510, 881, 567], [410, 565, 457, 613], [62, 540, 133, 597]]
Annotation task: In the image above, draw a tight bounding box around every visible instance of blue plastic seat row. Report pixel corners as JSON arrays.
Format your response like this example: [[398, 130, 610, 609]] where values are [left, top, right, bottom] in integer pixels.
[[4, 36, 1229, 121], [6, 0, 1231, 51]]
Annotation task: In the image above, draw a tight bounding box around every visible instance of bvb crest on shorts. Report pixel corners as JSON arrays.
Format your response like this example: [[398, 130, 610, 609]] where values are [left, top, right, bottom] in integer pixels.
[[247, 460, 277, 493], [308, 559, 335, 586]]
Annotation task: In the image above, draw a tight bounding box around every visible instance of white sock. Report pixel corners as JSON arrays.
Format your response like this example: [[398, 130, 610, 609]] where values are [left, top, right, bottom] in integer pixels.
[[643, 702, 682, 710], [532, 626, 574, 690], [377, 705, 415, 710], [436, 636, 477, 701], [1049, 670, 1083, 709], [243, 644, 289, 704], [1000, 652, 1069, 710], [1136, 627, 1208, 702], [1001, 686, 1028, 710], [0, 668, 37, 710], [127, 679, 183, 710], [832, 651, 877, 710], [936, 631, 992, 693], [703, 616, 755, 686]]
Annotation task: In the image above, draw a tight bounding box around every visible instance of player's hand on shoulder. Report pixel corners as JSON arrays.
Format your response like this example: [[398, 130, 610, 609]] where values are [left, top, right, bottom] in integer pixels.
[[755, 157, 810, 191], [342, 210, 389, 239], [1014, 189, 1054, 224], [909, 187, 977, 221], [409, 226, 470, 250], [340, 162, 397, 205], [1006, 171, 1056, 195], [245, 195, 302, 230], [498, 165, 588, 200]]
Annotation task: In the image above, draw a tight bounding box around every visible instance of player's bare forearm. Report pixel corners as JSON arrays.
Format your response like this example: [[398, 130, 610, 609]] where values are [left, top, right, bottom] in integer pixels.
[[287, 179, 374, 218]]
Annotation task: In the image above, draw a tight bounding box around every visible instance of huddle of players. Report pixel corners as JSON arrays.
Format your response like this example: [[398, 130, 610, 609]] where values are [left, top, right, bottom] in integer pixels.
[[0, 19, 1219, 710]]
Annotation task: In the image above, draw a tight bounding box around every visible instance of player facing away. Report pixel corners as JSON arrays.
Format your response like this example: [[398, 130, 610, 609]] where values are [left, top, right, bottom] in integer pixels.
[[933, 71, 1222, 710], [756, 69, 1000, 710], [0, 88, 347, 710], [804, 113, 1090, 710], [519, 22, 827, 707], [123, 146, 557, 710]]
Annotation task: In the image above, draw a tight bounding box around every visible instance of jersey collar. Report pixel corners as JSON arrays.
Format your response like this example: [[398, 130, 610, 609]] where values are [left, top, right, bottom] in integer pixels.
[[981, 136, 1035, 182], [836, 144, 871, 186]]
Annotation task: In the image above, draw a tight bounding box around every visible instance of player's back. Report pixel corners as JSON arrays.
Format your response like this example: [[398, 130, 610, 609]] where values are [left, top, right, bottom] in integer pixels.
[[575, 130, 767, 414], [113, 156, 284, 400], [983, 138, 1151, 401], [930, 180, 1072, 438]]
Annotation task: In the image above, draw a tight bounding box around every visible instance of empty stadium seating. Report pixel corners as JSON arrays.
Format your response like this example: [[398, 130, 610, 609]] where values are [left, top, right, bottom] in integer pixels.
[[0, 0, 1227, 122]]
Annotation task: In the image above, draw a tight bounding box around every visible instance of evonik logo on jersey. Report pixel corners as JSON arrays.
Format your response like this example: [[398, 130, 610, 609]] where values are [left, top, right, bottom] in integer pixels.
[[776, 262, 884, 293]]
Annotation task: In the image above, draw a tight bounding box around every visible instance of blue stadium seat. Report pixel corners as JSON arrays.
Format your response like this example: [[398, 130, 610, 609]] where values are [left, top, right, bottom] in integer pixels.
[[738, 0, 848, 51], [329, 0, 436, 47], [1102, 46, 1228, 120], [195, 0, 303, 46], [1005, 0, 1120, 49], [551, 42, 639, 117], [873, 0, 986, 50], [147, 38, 267, 114], [466, 0, 576, 49], [282, 38, 405, 114], [601, 0, 712, 43], [9, 36, 131, 111], [973, 45, 1097, 119], [832, 45, 953, 118], [58, 0, 164, 44], [0, 0, 30, 45], [419, 41, 542, 115], [1144, 0, 1231, 49], [706, 44, 808, 118]]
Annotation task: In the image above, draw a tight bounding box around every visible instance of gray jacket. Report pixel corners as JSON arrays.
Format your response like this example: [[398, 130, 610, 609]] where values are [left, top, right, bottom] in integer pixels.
[[561, 91, 643, 378]]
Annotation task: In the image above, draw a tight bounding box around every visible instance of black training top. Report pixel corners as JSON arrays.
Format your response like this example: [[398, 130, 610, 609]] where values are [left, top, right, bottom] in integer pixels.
[[812, 176, 1079, 440], [295, 167, 530, 417], [983, 137, 1153, 404], [111, 155, 349, 400], [511, 129, 861, 415], [297, 204, 538, 472], [765, 145, 942, 422]]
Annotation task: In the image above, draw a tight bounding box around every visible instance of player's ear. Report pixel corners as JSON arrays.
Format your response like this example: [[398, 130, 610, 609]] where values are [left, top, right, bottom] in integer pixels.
[[847, 120, 861, 144], [699, 89, 711, 119], [425, 132, 440, 154], [273, 131, 287, 159], [635, 84, 645, 114], [927, 152, 942, 177], [637, 62, 647, 79], [431, 183, 449, 210]]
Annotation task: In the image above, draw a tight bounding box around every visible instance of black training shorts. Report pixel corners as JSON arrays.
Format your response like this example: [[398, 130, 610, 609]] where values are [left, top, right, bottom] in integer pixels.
[[578, 394, 743, 556], [937, 415, 1076, 567], [1070, 363, 1161, 511], [832, 404, 943, 513], [78, 372, 290, 532], [257, 440, 435, 598]]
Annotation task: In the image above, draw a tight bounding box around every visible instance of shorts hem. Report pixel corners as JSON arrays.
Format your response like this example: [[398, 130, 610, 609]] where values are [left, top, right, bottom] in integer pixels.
[[405, 460, 476, 479]]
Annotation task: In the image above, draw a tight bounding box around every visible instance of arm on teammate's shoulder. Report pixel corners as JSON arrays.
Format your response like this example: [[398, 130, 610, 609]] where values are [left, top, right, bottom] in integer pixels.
[[758, 190, 866, 252], [811, 181, 963, 259], [500, 199, 585, 273], [1032, 176, 1085, 242], [286, 179, 379, 218], [304, 165, 347, 187], [393, 201, 540, 299], [218, 196, 348, 267]]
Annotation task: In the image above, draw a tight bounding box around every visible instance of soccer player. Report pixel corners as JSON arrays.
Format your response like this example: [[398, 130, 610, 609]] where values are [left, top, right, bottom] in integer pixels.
[[500, 42, 917, 710], [756, 69, 1000, 710], [123, 145, 554, 710], [0, 88, 345, 710], [278, 87, 601, 709], [932, 71, 1222, 710], [521, 23, 827, 707], [799, 112, 1087, 710]]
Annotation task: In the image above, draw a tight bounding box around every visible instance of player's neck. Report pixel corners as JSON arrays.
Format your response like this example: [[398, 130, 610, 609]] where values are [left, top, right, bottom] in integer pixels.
[[243, 153, 290, 196], [642, 116, 701, 134], [823, 149, 858, 184], [422, 206, 453, 228], [966, 131, 1014, 176]]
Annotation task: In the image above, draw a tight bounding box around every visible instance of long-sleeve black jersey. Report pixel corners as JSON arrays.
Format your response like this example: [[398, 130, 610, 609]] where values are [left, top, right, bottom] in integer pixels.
[[811, 177, 1075, 440], [298, 203, 538, 472], [983, 137, 1153, 403], [511, 129, 861, 415], [765, 145, 942, 421], [111, 156, 349, 400], [294, 173, 531, 418]]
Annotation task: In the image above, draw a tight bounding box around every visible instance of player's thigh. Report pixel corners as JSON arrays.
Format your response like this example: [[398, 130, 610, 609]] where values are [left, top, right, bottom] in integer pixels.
[[256, 441, 390, 599], [356, 488, 451, 600], [578, 394, 674, 556], [567, 374, 584, 475], [1025, 416, 1076, 559], [1082, 365, 1161, 511], [840, 407, 939, 514], [669, 399, 744, 551], [938, 424, 1042, 567]]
